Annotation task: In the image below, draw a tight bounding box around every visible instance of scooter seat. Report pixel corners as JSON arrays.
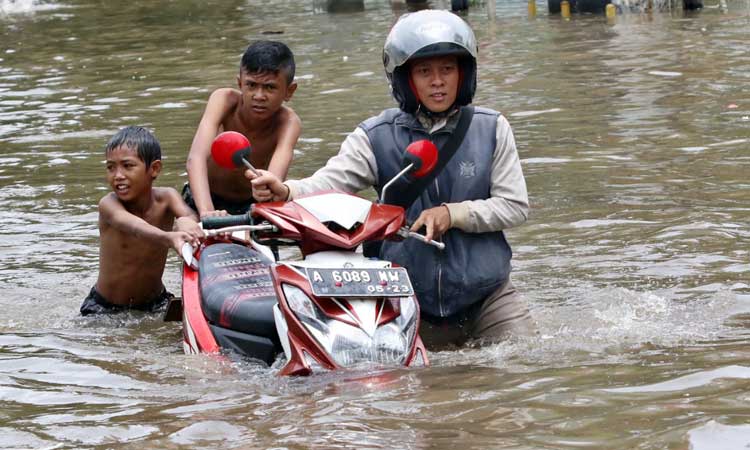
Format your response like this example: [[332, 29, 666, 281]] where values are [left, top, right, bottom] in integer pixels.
[[198, 243, 278, 339]]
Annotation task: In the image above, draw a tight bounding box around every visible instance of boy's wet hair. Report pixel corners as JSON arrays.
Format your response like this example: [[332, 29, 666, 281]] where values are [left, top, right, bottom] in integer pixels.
[[105, 126, 162, 167], [241, 40, 295, 85]]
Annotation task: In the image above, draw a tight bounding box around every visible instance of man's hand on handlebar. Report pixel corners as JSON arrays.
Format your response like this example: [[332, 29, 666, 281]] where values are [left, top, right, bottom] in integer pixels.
[[248, 169, 290, 202], [410, 205, 452, 242]]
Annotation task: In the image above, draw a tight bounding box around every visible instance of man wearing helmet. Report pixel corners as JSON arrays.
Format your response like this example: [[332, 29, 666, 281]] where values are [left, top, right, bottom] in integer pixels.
[[250, 10, 535, 347]]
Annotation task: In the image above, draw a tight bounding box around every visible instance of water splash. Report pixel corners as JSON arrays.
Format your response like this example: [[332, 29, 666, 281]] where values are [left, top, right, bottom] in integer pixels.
[[431, 285, 740, 370]]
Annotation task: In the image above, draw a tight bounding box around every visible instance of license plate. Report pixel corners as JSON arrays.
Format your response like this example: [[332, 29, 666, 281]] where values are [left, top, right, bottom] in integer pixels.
[[306, 267, 414, 298]]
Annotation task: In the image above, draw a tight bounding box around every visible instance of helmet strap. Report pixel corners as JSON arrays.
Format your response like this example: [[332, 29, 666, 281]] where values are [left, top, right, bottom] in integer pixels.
[[407, 75, 421, 103], [457, 65, 465, 95]]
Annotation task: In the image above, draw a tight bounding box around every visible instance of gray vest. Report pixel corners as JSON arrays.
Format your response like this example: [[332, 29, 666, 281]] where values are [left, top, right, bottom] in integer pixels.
[[360, 107, 513, 317]]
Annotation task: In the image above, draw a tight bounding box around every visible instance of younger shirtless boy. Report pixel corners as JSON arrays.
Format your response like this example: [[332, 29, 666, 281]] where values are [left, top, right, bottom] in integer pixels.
[[185, 40, 300, 218], [81, 126, 203, 316]]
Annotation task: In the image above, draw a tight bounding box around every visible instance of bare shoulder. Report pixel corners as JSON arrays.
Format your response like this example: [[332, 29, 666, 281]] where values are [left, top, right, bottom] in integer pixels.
[[208, 88, 241, 109], [153, 186, 194, 218], [98, 192, 122, 213], [279, 105, 301, 123], [202, 88, 242, 128], [152, 186, 180, 203], [153, 186, 179, 195], [97, 192, 132, 228]]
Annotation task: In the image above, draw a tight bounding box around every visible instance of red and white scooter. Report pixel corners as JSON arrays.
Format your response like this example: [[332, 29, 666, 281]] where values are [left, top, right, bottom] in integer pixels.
[[179, 132, 442, 376]]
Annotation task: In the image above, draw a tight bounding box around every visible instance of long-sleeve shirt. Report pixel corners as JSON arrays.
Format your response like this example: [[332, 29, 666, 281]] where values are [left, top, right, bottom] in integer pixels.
[[286, 113, 529, 233]]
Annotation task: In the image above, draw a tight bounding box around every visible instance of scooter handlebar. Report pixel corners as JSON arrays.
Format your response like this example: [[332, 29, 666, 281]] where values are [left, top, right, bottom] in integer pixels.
[[200, 213, 253, 230], [397, 228, 446, 251]]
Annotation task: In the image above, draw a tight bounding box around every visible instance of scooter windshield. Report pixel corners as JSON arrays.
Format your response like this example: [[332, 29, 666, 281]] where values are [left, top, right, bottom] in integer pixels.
[[294, 193, 372, 230]]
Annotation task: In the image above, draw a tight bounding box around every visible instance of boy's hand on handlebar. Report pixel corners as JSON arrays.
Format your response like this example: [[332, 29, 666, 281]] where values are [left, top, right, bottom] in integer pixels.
[[199, 209, 228, 219], [168, 231, 201, 254], [410, 205, 451, 242], [175, 216, 205, 242], [249, 169, 289, 202]]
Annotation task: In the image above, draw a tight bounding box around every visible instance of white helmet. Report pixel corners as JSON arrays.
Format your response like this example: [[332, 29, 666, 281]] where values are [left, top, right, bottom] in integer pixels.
[[383, 10, 478, 114]]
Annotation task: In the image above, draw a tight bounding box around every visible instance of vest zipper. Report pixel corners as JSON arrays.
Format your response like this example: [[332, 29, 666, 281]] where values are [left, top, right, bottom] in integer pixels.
[[437, 261, 444, 316], [434, 178, 445, 315], [428, 128, 448, 316]]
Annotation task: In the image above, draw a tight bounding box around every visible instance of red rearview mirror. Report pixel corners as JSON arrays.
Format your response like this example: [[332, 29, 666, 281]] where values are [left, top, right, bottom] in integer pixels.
[[211, 131, 252, 170], [404, 140, 438, 178]]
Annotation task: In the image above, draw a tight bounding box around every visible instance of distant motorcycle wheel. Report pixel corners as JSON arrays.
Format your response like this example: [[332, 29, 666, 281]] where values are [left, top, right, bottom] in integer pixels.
[[576, 0, 609, 12], [451, 0, 469, 11]]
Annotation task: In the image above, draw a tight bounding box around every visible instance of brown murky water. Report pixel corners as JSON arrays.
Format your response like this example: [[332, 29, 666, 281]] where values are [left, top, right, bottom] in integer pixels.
[[1, 0, 749, 448]]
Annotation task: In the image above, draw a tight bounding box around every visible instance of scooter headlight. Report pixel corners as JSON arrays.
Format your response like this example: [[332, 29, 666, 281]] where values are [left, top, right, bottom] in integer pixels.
[[399, 295, 417, 323], [282, 284, 330, 337], [282, 284, 419, 368], [329, 296, 419, 368], [392, 296, 418, 354]]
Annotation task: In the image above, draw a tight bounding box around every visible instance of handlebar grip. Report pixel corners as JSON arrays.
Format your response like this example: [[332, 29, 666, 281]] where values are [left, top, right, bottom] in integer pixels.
[[201, 213, 252, 230]]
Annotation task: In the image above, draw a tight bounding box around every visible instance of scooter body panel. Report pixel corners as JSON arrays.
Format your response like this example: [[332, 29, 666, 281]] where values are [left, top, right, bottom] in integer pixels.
[[252, 192, 406, 255], [181, 190, 431, 375], [182, 261, 220, 354], [182, 238, 281, 362]]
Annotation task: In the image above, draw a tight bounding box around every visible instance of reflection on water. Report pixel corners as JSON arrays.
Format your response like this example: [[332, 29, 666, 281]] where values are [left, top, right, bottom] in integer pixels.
[[0, 0, 64, 15], [690, 421, 750, 450], [1, 0, 750, 448], [604, 365, 750, 392]]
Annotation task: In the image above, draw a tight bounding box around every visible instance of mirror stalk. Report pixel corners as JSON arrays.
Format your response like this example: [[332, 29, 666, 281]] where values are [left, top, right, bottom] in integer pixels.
[[240, 157, 259, 176], [380, 163, 414, 204]]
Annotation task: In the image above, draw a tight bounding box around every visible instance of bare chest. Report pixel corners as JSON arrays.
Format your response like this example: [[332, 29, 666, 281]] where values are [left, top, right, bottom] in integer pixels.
[[104, 203, 173, 254], [221, 118, 278, 169]]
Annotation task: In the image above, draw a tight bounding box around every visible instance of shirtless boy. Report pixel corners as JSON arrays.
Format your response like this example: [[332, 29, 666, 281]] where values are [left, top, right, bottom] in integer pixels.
[[185, 40, 300, 218], [81, 126, 203, 316]]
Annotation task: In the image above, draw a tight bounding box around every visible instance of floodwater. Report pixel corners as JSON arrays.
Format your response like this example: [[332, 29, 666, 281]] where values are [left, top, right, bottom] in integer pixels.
[[1, 0, 749, 448]]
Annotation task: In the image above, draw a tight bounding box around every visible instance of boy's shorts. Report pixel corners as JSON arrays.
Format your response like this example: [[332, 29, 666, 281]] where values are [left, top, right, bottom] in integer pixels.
[[80, 286, 174, 316], [181, 183, 253, 216]]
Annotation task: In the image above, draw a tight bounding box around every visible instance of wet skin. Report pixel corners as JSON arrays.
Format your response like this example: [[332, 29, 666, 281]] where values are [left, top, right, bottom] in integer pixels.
[[98, 146, 201, 305], [187, 68, 299, 218]]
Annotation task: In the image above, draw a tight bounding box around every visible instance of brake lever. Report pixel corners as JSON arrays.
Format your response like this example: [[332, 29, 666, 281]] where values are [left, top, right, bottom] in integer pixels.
[[202, 224, 278, 237], [397, 228, 446, 251]]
